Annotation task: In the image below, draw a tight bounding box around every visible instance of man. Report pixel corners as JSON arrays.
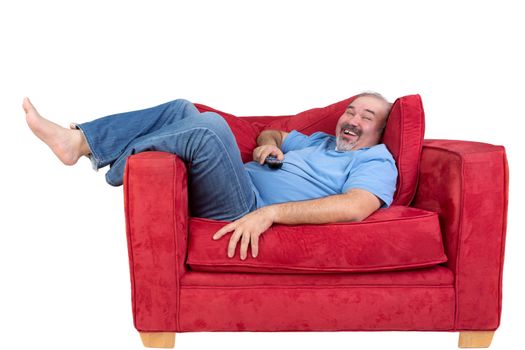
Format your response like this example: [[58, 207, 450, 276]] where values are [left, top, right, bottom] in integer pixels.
[[24, 92, 397, 261]]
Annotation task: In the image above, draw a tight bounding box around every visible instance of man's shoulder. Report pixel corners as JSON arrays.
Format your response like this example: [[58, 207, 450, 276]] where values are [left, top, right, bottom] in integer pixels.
[[286, 130, 334, 149], [292, 130, 334, 140], [308, 131, 336, 145], [359, 143, 394, 160]]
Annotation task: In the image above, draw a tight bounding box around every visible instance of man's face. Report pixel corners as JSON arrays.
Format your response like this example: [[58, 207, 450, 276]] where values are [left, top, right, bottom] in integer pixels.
[[335, 95, 390, 151]]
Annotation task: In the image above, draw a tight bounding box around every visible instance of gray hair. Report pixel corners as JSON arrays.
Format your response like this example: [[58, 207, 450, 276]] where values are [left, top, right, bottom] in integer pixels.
[[354, 91, 392, 111]]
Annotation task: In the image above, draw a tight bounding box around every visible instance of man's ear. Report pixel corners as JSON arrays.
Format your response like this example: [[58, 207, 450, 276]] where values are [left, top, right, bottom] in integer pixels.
[[380, 115, 389, 132]]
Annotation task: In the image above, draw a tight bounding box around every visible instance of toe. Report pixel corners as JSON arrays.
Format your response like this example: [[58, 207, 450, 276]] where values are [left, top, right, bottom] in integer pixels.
[[22, 97, 30, 113], [23, 97, 36, 115]]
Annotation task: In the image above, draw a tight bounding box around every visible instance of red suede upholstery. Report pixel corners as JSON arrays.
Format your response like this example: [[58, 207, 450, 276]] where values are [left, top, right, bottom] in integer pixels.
[[124, 152, 189, 331], [382, 96, 425, 205], [122, 97, 508, 338], [178, 266, 455, 331], [412, 140, 509, 330], [187, 206, 447, 273]]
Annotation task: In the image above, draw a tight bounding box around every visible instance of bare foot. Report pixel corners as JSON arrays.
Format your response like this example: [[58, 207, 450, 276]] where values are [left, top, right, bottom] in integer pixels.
[[23, 97, 89, 165]]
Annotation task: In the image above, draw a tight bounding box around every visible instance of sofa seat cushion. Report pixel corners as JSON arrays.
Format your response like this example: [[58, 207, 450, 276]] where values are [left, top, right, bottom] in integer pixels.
[[187, 206, 447, 274]]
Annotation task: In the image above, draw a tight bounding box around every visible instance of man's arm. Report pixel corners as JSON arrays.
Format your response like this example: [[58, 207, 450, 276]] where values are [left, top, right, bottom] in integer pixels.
[[213, 189, 382, 260], [252, 129, 289, 164], [256, 129, 289, 148], [268, 188, 382, 224]]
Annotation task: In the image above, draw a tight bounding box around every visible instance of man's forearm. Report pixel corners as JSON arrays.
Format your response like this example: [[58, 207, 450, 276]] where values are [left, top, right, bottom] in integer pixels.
[[257, 130, 283, 147], [214, 190, 380, 259], [264, 193, 358, 225]]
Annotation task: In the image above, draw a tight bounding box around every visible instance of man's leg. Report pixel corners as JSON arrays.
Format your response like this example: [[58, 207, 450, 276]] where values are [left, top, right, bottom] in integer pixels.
[[23, 98, 199, 167], [103, 111, 257, 220], [73, 99, 202, 170], [24, 98, 256, 220]]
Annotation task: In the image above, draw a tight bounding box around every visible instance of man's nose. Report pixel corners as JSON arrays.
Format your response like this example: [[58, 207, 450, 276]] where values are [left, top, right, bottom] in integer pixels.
[[349, 117, 360, 127]]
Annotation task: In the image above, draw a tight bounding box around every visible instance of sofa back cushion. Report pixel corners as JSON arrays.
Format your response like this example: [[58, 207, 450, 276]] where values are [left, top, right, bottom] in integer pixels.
[[382, 95, 425, 205], [195, 94, 425, 206]]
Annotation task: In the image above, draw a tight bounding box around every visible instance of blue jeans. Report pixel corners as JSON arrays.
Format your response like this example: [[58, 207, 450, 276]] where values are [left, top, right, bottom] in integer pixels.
[[75, 99, 257, 221]]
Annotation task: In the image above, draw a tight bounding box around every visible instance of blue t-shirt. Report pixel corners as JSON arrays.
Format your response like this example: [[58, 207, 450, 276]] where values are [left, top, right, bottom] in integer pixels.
[[244, 130, 398, 209]]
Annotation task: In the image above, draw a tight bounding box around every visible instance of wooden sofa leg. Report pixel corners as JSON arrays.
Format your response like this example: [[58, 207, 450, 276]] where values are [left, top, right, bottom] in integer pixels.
[[140, 332, 176, 348], [458, 331, 495, 348]]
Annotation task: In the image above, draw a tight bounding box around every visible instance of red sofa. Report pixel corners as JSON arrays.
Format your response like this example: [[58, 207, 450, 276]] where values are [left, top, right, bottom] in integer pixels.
[[123, 95, 508, 348]]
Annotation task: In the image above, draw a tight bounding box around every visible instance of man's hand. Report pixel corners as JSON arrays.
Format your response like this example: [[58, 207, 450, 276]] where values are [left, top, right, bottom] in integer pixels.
[[252, 145, 284, 164], [212, 207, 276, 260]]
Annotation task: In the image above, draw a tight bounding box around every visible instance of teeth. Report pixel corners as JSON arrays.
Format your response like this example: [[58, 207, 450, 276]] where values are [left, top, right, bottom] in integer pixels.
[[343, 129, 356, 136]]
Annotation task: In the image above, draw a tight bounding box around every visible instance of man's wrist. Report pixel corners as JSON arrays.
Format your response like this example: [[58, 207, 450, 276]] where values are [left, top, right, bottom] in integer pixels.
[[256, 130, 282, 147], [257, 139, 278, 147], [261, 204, 280, 222]]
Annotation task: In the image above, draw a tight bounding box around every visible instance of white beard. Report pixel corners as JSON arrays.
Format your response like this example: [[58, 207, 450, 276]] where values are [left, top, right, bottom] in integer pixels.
[[335, 136, 357, 151]]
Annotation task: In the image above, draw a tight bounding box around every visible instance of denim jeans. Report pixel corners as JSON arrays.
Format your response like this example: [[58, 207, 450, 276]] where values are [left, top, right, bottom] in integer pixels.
[[75, 99, 257, 221]]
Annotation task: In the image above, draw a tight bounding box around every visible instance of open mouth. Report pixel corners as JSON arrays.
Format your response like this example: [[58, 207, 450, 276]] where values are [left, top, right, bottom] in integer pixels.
[[341, 126, 360, 139], [342, 128, 358, 136]]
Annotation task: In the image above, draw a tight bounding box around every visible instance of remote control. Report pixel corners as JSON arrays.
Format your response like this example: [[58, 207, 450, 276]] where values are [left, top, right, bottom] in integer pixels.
[[264, 155, 283, 169]]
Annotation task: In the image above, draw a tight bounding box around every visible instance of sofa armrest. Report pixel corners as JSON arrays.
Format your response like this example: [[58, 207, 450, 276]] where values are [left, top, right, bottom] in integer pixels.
[[123, 151, 189, 332], [412, 140, 509, 330]]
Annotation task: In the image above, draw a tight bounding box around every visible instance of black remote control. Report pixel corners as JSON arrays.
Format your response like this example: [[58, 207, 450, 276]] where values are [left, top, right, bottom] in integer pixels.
[[264, 155, 283, 169]]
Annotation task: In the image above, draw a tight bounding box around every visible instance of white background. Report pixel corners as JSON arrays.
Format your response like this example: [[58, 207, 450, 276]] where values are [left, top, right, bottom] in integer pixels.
[[1, 0, 523, 349]]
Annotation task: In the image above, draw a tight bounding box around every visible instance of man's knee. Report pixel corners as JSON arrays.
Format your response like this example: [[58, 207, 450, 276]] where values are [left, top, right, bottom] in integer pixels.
[[199, 112, 233, 136], [167, 98, 193, 110]]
